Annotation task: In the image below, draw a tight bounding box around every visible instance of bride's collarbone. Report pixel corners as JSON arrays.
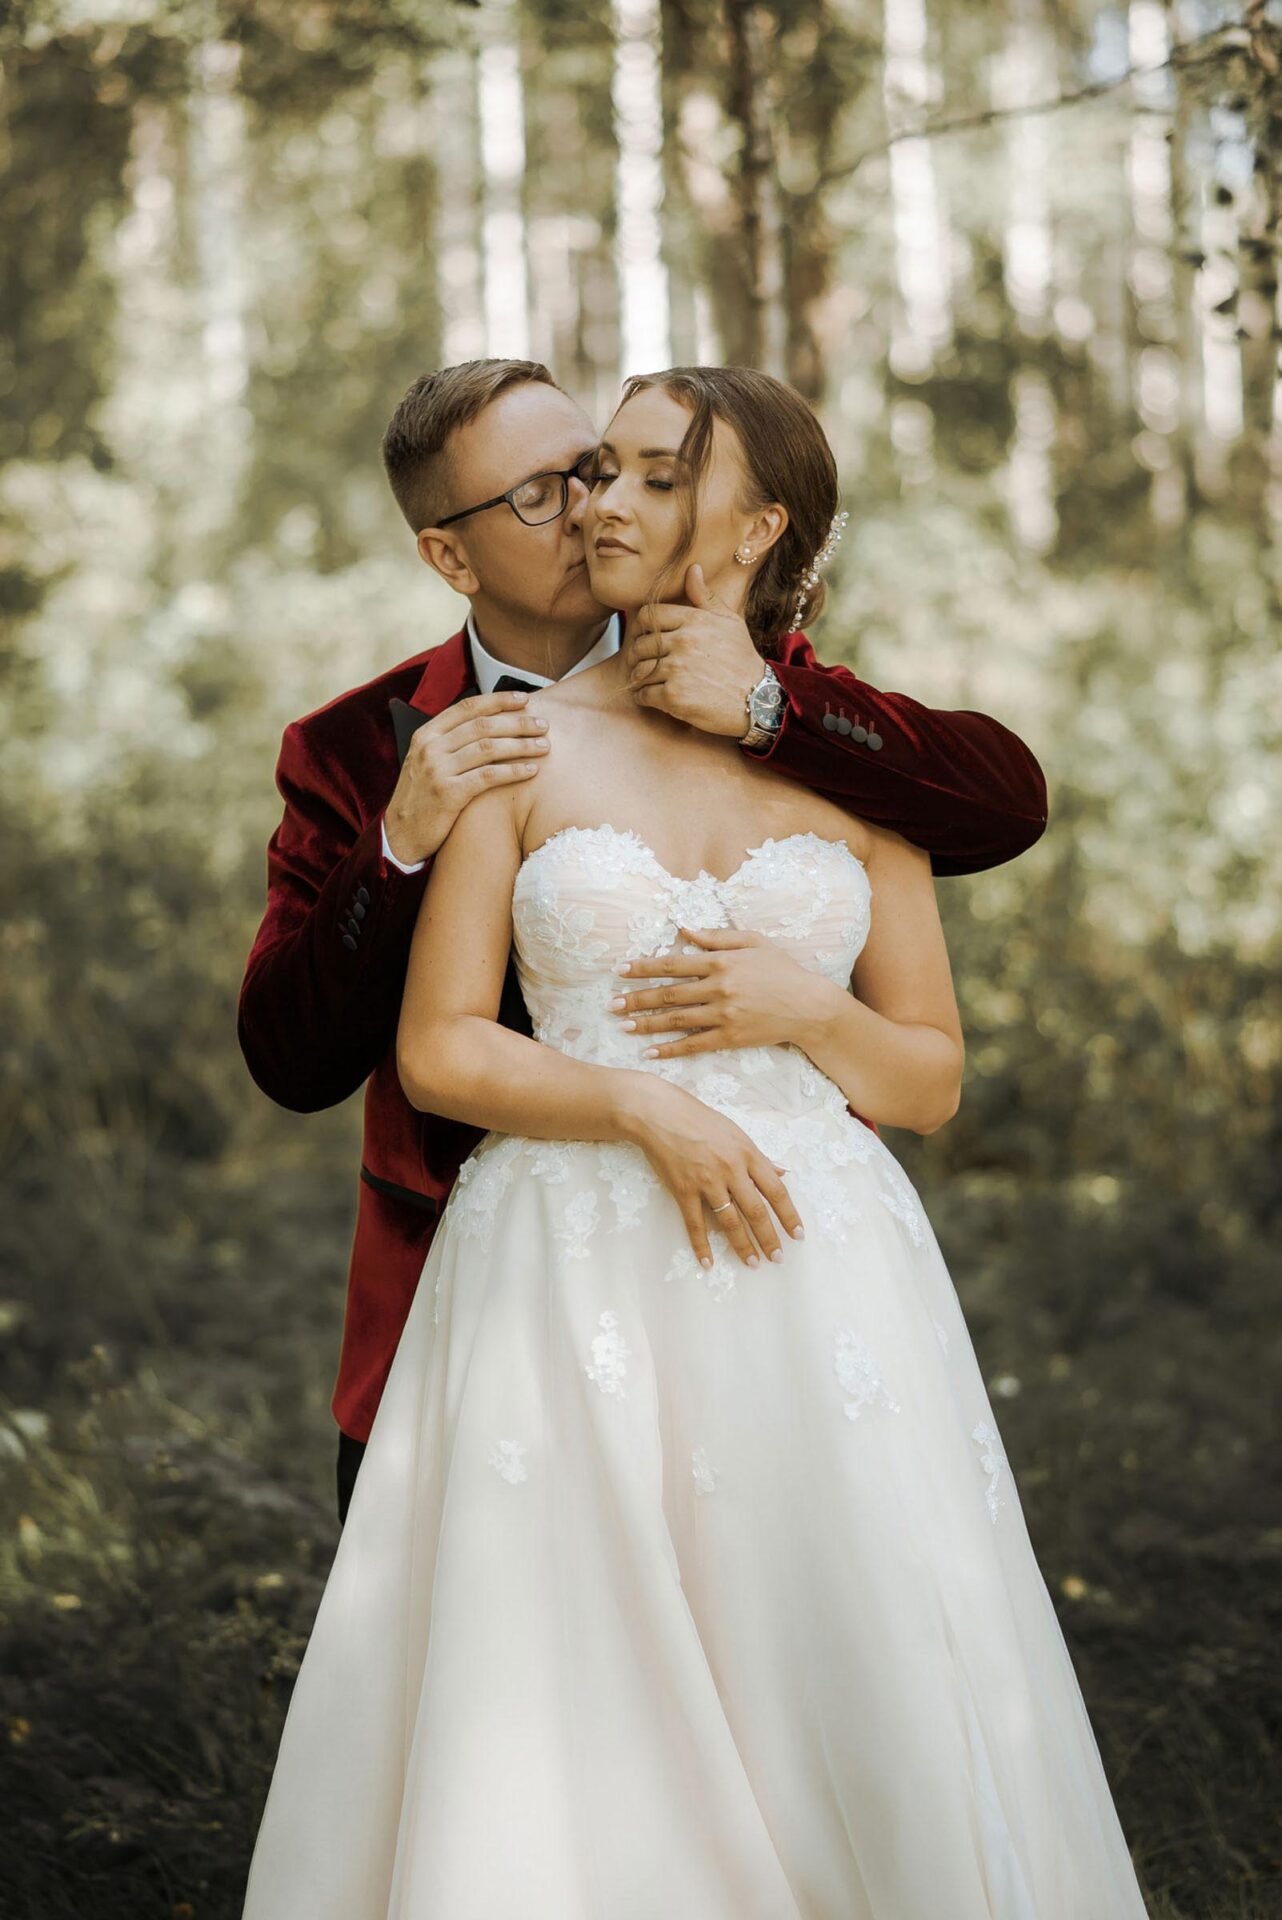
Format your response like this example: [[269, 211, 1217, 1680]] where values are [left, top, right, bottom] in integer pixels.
[[522, 724, 871, 874]]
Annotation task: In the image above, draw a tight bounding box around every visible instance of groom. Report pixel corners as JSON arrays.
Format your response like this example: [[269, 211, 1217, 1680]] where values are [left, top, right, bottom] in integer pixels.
[[237, 357, 1048, 1527]]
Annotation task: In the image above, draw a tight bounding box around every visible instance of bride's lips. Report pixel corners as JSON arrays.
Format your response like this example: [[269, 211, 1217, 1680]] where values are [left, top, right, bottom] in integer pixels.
[[593, 537, 637, 556]]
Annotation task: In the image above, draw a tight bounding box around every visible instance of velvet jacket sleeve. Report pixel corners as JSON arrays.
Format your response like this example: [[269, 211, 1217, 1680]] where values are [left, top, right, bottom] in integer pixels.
[[237, 719, 432, 1113], [749, 632, 1048, 875]]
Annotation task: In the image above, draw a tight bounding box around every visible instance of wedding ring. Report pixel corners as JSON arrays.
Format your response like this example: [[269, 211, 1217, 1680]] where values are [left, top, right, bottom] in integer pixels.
[[710, 1200, 735, 1213]]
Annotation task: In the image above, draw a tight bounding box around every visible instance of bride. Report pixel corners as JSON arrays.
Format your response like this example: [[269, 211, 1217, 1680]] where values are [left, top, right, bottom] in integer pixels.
[[240, 367, 1150, 1918]]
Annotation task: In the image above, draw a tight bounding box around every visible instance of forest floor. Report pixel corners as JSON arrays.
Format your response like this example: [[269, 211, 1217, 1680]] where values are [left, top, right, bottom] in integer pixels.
[[1, 1113, 1278, 1919]]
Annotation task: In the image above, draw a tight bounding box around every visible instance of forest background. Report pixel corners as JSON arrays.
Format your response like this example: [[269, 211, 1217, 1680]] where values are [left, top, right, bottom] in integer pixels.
[[1, 0, 1280, 1915]]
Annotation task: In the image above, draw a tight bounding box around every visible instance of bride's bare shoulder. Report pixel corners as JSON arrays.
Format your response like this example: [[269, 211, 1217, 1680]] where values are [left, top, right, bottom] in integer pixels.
[[526, 652, 623, 716], [860, 818, 932, 875]]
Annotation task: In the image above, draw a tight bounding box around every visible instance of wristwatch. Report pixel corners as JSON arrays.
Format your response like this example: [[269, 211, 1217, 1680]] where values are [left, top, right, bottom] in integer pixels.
[[740, 662, 785, 750]]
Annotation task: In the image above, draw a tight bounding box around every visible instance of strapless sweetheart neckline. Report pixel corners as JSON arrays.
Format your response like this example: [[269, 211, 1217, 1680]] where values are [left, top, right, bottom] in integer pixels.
[[515, 820, 867, 894]]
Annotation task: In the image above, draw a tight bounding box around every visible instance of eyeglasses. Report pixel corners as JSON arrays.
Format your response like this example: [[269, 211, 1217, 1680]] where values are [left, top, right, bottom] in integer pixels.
[[435, 450, 599, 529]]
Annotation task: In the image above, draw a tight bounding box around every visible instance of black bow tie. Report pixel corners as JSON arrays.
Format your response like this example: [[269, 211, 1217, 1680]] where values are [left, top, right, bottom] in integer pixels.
[[493, 672, 541, 694]]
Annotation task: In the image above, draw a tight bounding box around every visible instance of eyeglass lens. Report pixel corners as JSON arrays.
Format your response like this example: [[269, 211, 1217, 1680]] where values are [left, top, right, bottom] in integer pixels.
[[511, 474, 566, 524], [511, 452, 598, 525]]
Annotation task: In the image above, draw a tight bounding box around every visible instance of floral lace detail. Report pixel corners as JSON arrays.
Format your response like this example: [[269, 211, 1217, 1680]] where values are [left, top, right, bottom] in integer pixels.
[[696, 1070, 747, 1110], [833, 1327, 902, 1420], [585, 1309, 631, 1397], [665, 1241, 738, 1302], [691, 1445, 718, 1494], [972, 1420, 1009, 1522], [749, 1109, 871, 1244], [447, 1135, 523, 1245], [526, 870, 613, 967], [728, 832, 855, 944], [554, 1188, 600, 1259], [488, 1439, 528, 1484], [454, 1138, 661, 1252], [527, 1140, 578, 1185], [872, 1149, 927, 1247], [594, 1141, 660, 1230], [514, 822, 867, 990]]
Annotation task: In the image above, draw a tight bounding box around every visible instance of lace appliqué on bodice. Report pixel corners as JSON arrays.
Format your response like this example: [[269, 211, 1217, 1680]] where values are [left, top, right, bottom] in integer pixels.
[[440, 825, 926, 1272]]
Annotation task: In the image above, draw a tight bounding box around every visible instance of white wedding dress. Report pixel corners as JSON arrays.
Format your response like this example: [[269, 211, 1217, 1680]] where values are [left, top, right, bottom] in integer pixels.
[[241, 823, 1150, 1919]]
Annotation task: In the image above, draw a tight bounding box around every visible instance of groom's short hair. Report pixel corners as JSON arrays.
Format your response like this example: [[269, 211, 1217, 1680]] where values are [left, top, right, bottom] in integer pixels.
[[382, 358, 558, 534]]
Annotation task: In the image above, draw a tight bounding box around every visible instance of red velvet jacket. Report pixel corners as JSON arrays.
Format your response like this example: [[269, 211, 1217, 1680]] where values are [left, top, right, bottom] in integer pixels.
[[238, 625, 1047, 1442]]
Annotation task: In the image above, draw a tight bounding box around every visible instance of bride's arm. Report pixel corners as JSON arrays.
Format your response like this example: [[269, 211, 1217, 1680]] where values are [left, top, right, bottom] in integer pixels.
[[397, 786, 805, 1267], [792, 826, 965, 1134], [396, 785, 636, 1140]]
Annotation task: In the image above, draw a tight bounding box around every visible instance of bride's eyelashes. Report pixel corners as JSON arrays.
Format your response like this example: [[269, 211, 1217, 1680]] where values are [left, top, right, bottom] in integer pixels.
[[590, 470, 675, 493]]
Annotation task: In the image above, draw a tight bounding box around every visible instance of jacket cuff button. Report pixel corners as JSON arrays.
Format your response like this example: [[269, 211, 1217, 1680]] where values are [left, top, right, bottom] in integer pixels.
[[356, 885, 371, 906], [341, 933, 358, 950], [867, 732, 883, 751]]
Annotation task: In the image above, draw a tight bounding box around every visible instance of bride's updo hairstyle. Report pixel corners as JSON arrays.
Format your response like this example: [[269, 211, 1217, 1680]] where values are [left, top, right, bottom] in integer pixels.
[[618, 365, 840, 651]]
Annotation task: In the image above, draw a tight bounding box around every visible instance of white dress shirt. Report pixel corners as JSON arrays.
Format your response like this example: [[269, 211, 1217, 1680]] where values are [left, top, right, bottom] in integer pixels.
[[381, 611, 622, 873]]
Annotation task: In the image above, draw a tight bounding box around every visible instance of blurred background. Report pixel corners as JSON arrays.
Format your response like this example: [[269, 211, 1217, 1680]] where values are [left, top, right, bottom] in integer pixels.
[[1, 0, 1280, 1913]]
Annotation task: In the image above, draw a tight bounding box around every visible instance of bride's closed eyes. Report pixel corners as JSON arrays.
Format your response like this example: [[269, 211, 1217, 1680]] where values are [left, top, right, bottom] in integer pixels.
[[590, 438, 681, 493], [589, 463, 677, 494]]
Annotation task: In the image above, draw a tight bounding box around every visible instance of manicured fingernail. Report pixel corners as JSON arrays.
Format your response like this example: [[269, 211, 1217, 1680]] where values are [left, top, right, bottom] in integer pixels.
[[622, 1018, 637, 1030], [770, 1249, 784, 1263], [700, 1256, 712, 1269], [609, 995, 626, 1010], [613, 961, 630, 974], [792, 1225, 805, 1239], [747, 1254, 759, 1268], [641, 1045, 658, 1057]]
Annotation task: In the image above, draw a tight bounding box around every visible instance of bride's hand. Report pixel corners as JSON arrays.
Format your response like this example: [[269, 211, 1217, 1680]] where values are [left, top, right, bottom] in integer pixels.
[[613, 1075, 805, 1270], [610, 925, 826, 1057]]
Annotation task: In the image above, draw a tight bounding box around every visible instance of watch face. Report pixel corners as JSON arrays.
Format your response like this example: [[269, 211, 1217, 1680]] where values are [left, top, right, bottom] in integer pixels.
[[750, 680, 783, 724]]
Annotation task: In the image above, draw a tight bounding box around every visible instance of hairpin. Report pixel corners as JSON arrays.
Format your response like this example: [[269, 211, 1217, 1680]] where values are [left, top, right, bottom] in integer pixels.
[[792, 509, 849, 628]]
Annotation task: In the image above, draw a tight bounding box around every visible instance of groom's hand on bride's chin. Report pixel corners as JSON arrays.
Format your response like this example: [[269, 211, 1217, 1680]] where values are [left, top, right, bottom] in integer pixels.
[[624, 563, 761, 739]]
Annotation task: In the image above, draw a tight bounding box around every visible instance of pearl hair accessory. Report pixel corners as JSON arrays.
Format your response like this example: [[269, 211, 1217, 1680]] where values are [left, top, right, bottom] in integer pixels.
[[792, 508, 849, 627]]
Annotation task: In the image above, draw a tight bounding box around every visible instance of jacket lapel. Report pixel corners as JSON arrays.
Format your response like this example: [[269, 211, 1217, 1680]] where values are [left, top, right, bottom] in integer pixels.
[[389, 625, 477, 768]]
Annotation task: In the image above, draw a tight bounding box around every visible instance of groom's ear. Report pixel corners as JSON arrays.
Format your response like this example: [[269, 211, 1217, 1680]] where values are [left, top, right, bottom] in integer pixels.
[[417, 525, 479, 597]]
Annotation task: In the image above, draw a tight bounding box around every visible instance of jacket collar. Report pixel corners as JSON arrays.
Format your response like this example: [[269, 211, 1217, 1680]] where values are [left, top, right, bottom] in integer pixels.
[[407, 625, 476, 715]]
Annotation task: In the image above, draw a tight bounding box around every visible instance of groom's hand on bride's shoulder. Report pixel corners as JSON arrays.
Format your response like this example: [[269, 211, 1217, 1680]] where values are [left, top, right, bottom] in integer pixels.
[[624, 563, 763, 740], [382, 689, 551, 866]]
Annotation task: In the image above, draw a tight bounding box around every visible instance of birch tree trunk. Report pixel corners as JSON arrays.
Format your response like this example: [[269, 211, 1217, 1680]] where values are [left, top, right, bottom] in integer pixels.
[[611, 0, 671, 378], [478, 0, 530, 358]]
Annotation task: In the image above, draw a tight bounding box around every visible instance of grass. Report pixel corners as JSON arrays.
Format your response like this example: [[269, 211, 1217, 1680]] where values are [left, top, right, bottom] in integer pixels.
[[1, 1117, 1278, 1917]]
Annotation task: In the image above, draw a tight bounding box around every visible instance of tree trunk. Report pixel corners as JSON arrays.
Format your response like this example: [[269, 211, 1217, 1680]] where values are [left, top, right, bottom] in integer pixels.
[[722, 0, 787, 376]]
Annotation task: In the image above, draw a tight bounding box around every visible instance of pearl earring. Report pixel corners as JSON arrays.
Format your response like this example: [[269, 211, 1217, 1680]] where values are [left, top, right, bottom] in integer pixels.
[[734, 546, 753, 565]]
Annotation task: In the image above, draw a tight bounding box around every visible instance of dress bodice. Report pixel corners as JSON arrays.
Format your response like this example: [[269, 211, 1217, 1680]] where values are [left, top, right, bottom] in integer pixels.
[[511, 822, 871, 1124]]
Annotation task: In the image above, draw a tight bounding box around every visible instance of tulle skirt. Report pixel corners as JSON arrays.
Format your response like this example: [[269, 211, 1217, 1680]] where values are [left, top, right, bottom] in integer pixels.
[[241, 1121, 1150, 1918]]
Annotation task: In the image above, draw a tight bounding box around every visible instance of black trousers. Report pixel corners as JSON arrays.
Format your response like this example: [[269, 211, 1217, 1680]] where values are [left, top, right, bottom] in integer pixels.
[[336, 1428, 367, 1527]]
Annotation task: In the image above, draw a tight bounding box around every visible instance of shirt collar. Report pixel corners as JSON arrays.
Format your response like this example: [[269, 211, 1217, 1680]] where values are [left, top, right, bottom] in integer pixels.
[[465, 609, 621, 694]]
